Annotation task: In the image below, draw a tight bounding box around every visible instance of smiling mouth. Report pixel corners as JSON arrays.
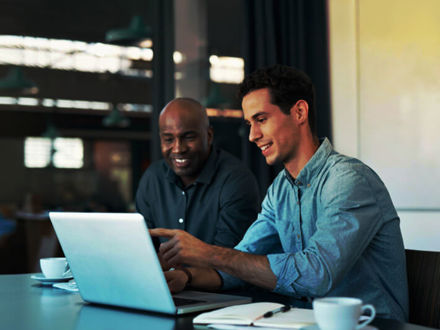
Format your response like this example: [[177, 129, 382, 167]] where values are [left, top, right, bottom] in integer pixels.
[[258, 142, 273, 155], [173, 158, 190, 167]]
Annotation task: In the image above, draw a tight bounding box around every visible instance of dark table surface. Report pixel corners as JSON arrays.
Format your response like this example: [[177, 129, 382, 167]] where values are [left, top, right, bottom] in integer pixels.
[[0, 274, 435, 330]]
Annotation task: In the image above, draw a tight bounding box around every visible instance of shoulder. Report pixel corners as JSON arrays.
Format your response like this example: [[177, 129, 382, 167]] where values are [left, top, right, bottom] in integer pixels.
[[318, 151, 386, 202], [325, 152, 380, 183], [139, 159, 168, 183]]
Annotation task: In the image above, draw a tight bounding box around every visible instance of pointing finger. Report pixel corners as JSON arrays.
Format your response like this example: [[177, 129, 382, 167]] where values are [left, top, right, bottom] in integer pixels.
[[149, 228, 177, 238]]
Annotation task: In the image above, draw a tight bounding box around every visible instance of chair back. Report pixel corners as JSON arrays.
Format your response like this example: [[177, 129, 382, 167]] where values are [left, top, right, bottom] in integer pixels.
[[405, 249, 440, 328]]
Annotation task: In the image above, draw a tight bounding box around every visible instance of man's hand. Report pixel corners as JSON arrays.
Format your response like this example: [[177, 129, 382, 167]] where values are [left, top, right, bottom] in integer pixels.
[[157, 250, 172, 270], [164, 269, 189, 293], [150, 228, 211, 268], [151, 228, 277, 291]]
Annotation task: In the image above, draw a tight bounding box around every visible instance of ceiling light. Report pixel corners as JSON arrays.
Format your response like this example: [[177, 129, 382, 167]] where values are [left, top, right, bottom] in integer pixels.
[[42, 122, 60, 140], [0, 67, 38, 95], [105, 16, 152, 48], [102, 105, 131, 128]]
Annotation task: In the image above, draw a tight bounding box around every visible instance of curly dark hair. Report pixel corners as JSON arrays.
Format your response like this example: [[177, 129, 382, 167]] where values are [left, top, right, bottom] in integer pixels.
[[238, 64, 317, 136]]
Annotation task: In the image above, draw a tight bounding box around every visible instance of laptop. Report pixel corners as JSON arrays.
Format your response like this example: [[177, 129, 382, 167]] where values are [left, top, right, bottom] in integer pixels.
[[49, 212, 251, 315]]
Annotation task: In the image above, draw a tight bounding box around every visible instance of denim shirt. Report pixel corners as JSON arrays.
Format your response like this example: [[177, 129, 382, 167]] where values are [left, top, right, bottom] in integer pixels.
[[220, 138, 409, 321]]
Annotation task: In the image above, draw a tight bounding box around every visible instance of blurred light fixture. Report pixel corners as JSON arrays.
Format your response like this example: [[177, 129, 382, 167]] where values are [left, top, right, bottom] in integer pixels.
[[105, 16, 152, 48], [0, 35, 153, 75], [0, 67, 38, 94], [173, 51, 184, 64], [209, 55, 244, 84], [102, 105, 131, 128]]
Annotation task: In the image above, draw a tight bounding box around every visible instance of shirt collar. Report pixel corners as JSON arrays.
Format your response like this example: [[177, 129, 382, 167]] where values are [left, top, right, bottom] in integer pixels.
[[284, 137, 333, 186], [165, 146, 218, 187]]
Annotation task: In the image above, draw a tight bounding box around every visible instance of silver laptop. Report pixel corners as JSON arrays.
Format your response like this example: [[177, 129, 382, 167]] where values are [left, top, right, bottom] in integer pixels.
[[49, 212, 251, 314]]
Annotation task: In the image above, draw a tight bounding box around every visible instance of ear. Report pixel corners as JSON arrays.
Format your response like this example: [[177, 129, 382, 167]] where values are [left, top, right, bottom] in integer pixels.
[[207, 126, 214, 146], [292, 100, 309, 125]]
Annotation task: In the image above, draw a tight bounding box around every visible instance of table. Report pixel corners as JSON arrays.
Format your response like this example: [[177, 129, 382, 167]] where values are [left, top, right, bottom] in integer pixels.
[[0, 274, 435, 330]]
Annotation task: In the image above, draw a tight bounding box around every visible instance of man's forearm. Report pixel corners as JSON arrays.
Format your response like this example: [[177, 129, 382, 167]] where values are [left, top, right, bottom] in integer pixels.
[[202, 245, 277, 290], [150, 228, 278, 291], [188, 267, 223, 290]]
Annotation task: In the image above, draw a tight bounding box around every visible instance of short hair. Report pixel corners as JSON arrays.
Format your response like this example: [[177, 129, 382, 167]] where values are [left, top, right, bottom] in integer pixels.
[[238, 64, 317, 136], [162, 97, 210, 128]]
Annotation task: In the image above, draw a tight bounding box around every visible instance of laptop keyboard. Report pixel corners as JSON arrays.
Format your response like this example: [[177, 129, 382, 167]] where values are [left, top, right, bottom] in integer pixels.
[[172, 296, 207, 306]]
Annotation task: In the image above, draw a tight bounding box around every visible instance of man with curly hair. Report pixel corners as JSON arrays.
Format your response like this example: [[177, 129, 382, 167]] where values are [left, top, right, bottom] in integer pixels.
[[150, 65, 409, 321]]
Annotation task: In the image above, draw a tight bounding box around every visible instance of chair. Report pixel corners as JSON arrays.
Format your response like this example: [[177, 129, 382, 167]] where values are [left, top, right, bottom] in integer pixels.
[[405, 249, 440, 328]]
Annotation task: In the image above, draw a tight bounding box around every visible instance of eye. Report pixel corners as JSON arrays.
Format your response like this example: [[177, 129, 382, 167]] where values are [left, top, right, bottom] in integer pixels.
[[256, 116, 266, 123], [183, 133, 197, 141], [161, 136, 174, 144]]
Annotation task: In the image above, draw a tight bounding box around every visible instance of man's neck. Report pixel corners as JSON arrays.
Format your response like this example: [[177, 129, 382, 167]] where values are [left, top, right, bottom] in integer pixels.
[[180, 176, 196, 188], [284, 135, 319, 178], [177, 146, 213, 188]]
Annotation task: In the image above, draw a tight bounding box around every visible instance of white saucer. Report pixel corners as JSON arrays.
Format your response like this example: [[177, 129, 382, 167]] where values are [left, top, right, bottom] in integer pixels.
[[31, 273, 74, 285], [53, 280, 79, 292]]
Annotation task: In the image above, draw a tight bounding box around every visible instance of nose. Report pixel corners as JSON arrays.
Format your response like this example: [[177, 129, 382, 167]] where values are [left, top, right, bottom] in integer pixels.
[[172, 137, 187, 153], [248, 123, 262, 143]]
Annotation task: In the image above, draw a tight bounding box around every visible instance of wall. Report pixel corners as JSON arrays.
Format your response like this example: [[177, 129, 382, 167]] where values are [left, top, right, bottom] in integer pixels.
[[328, 0, 440, 251]]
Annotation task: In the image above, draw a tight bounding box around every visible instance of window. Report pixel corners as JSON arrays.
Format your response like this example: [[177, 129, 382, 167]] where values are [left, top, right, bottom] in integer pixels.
[[24, 137, 84, 169], [209, 55, 244, 84]]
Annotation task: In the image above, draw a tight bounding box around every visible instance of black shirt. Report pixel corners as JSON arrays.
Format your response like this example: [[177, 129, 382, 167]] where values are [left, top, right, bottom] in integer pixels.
[[135, 148, 260, 248]]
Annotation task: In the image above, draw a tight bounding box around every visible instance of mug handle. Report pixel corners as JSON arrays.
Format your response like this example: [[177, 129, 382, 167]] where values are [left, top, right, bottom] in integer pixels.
[[356, 304, 376, 329]]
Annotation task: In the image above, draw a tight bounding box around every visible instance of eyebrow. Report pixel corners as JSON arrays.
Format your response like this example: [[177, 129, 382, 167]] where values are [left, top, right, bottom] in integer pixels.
[[244, 111, 268, 123], [160, 130, 198, 136]]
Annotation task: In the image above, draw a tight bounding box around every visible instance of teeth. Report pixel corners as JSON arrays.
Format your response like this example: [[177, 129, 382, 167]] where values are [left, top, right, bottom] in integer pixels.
[[261, 144, 270, 151], [175, 159, 188, 163]]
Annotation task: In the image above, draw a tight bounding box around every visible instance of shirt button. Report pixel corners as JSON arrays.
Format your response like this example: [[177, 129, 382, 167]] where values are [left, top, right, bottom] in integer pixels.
[[178, 218, 184, 223], [307, 183, 311, 188], [297, 234, 300, 239], [182, 191, 185, 195]]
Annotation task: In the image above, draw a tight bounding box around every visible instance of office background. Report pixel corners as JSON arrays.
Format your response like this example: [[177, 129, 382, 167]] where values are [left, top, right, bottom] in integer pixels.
[[0, 0, 439, 274]]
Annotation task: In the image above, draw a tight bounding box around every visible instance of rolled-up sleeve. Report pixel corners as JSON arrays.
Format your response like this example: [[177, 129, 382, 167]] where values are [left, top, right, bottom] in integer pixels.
[[219, 193, 283, 289]]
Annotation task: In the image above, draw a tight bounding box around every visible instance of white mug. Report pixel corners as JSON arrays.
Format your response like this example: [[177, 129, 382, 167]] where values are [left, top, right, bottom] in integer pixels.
[[313, 297, 376, 330], [40, 257, 70, 278]]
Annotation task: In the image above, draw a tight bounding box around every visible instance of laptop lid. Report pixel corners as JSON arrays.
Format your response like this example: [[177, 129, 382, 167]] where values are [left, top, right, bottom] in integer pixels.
[[49, 212, 251, 314]]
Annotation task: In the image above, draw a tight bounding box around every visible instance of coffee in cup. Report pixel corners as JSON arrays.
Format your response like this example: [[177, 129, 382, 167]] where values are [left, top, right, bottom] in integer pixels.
[[40, 257, 70, 278], [313, 297, 376, 330]]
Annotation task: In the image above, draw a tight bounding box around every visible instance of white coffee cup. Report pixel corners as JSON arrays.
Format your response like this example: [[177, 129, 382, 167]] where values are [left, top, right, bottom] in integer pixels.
[[313, 297, 376, 330], [40, 257, 70, 278]]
